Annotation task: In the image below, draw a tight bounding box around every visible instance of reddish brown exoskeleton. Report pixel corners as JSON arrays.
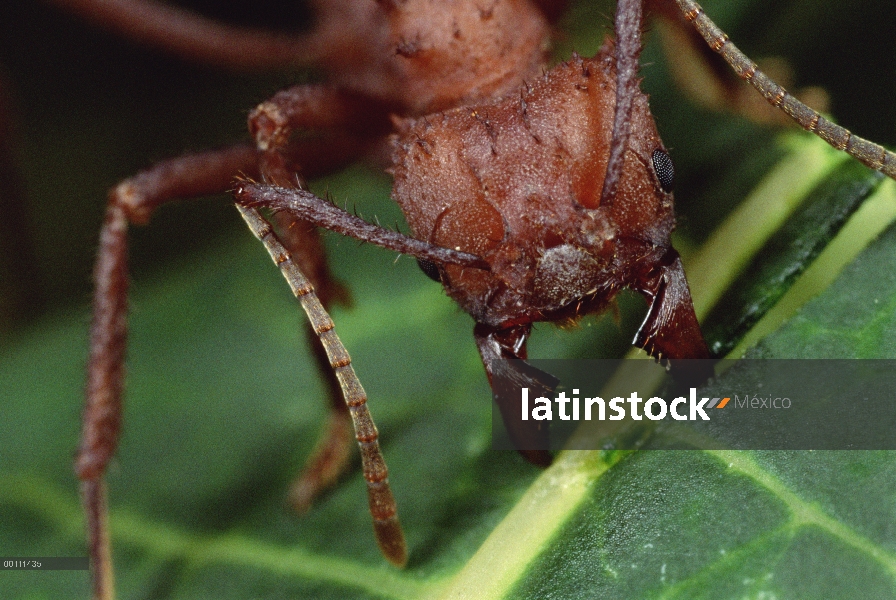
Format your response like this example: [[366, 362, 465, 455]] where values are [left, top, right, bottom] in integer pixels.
[[48, 1, 896, 598]]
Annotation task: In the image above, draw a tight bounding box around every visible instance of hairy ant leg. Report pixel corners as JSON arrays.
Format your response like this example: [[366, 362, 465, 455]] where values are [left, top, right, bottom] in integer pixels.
[[81, 82, 398, 593], [231, 175, 489, 560], [676, 0, 896, 182], [46, 0, 327, 71], [80, 143, 260, 600], [234, 83, 488, 567]]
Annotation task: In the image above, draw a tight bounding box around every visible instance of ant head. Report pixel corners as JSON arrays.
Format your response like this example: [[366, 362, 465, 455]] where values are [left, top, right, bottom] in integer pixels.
[[391, 44, 678, 328], [315, 0, 551, 115]]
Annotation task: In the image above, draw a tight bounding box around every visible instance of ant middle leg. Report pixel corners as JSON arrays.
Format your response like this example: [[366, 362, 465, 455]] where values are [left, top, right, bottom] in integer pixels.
[[80, 143, 261, 600], [80, 130, 382, 597]]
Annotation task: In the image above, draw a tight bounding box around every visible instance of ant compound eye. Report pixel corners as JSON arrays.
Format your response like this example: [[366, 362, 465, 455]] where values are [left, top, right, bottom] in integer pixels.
[[652, 149, 675, 193], [416, 258, 442, 282]]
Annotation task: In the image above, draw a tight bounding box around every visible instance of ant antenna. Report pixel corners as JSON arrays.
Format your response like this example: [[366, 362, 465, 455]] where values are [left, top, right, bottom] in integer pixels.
[[676, 0, 896, 181], [236, 204, 408, 567], [600, 0, 644, 207]]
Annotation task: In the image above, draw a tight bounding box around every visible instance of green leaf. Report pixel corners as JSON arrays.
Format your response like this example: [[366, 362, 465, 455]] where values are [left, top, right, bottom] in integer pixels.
[[482, 220, 896, 600], [4, 156, 896, 600], [506, 450, 896, 600], [701, 160, 884, 357]]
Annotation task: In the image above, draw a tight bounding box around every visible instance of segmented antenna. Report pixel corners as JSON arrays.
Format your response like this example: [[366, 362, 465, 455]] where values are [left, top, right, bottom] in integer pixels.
[[236, 203, 407, 567], [600, 0, 644, 207], [676, 0, 896, 181]]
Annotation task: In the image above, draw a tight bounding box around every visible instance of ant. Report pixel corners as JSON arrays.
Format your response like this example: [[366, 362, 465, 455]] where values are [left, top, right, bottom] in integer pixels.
[[16, 0, 893, 598]]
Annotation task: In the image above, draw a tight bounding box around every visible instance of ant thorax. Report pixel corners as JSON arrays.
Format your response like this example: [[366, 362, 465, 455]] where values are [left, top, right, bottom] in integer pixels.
[[391, 47, 676, 327]]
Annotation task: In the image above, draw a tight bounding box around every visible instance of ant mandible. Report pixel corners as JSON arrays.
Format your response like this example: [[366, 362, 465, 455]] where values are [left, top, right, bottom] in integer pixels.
[[47, 0, 896, 598]]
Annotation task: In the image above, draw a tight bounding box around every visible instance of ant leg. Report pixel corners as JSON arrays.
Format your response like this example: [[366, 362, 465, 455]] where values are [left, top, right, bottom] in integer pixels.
[[249, 86, 392, 155], [287, 337, 354, 514], [676, 0, 896, 181], [236, 204, 407, 566], [271, 206, 356, 516], [473, 323, 558, 467], [268, 204, 357, 515], [79, 143, 259, 600], [233, 179, 487, 518], [241, 85, 483, 517], [631, 248, 713, 385], [47, 0, 330, 71]]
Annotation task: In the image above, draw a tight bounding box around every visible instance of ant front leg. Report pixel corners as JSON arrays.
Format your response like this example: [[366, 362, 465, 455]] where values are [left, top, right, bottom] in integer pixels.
[[80, 143, 260, 600]]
